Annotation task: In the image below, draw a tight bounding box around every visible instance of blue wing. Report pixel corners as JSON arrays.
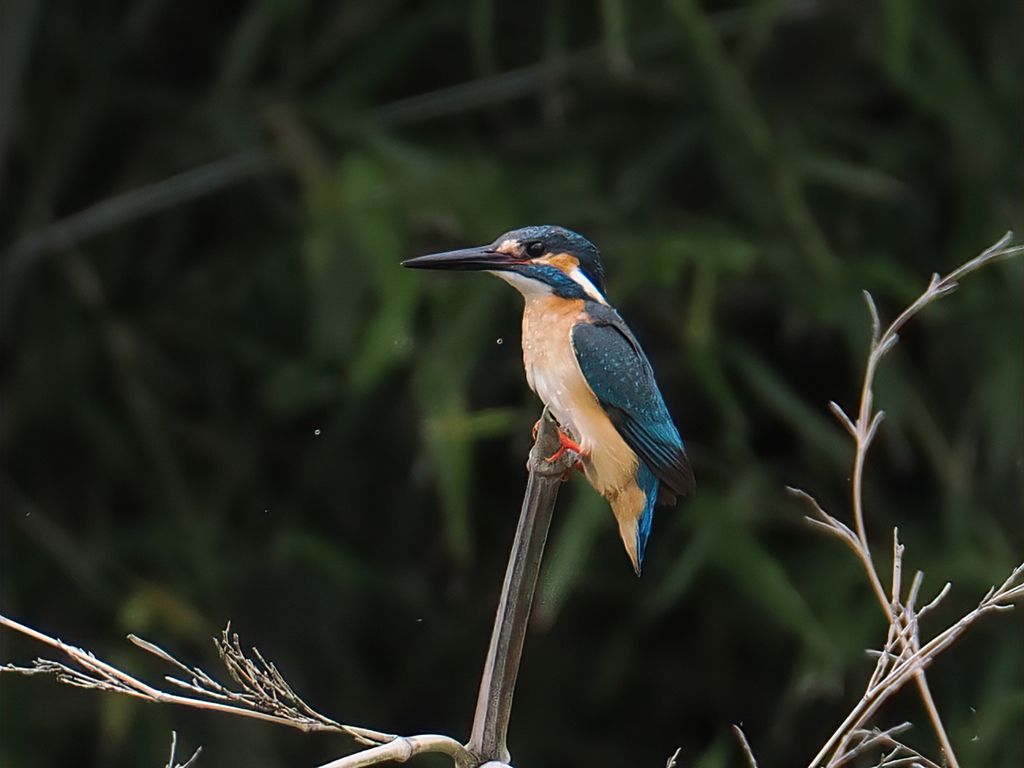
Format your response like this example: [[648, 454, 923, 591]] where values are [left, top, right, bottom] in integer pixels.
[[571, 306, 695, 503]]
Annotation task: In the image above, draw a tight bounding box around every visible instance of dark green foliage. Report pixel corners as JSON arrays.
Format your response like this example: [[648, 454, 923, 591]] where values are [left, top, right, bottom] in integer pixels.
[[2, 1, 1021, 766]]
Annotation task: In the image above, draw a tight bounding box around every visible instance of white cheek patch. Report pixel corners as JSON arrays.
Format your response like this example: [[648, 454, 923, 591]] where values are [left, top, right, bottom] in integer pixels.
[[568, 268, 608, 305], [490, 269, 554, 299]]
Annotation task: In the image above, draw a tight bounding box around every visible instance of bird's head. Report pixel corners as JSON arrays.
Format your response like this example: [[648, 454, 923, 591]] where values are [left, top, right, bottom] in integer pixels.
[[402, 225, 608, 304]]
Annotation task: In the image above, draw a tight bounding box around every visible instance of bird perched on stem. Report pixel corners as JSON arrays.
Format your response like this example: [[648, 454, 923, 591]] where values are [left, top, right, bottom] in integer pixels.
[[403, 225, 694, 574]]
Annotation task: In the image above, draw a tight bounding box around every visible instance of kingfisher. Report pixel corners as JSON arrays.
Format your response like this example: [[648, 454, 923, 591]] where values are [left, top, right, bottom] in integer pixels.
[[403, 225, 694, 574]]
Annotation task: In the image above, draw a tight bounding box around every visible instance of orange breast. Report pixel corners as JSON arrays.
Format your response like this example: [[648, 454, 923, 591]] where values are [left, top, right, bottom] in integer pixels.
[[519, 294, 649, 571], [520, 297, 639, 497]]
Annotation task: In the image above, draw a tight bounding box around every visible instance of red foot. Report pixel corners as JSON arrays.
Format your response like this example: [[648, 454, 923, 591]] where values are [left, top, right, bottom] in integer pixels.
[[546, 429, 584, 464]]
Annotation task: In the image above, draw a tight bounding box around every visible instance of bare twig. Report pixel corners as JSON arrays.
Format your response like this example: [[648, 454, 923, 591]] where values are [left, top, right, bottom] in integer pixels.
[[791, 233, 1024, 768], [808, 565, 1023, 767], [833, 724, 942, 768], [1, 407, 577, 768], [732, 725, 760, 768], [0, 613, 377, 738], [0, 612, 474, 765], [847, 233, 1020, 616], [165, 731, 203, 768]]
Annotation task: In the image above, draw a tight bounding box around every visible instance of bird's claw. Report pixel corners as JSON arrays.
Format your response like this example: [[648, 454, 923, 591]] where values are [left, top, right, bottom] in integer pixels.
[[530, 414, 584, 477], [545, 429, 583, 464]]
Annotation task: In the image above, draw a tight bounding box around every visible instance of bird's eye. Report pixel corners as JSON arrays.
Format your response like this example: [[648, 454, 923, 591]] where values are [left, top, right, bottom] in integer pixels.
[[525, 241, 545, 258]]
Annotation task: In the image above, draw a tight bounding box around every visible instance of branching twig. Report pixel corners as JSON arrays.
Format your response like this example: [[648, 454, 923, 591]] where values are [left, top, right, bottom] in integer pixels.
[[166, 731, 203, 768], [1, 409, 577, 768], [0, 612, 476, 766], [0, 613, 386, 741], [808, 564, 1023, 768], [788, 233, 1024, 768], [833, 724, 942, 768], [831, 231, 1020, 615]]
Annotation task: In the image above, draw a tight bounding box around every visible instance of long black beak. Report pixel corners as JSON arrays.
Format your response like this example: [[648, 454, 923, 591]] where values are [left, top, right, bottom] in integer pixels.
[[401, 245, 519, 272]]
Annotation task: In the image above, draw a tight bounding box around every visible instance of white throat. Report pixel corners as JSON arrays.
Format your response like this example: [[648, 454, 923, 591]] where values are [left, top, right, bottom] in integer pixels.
[[491, 270, 554, 300]]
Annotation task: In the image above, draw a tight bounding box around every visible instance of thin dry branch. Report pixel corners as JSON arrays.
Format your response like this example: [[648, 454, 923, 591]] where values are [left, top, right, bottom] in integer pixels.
[[165, 731, 203, 768], [788, 233, 1023, 768], [842, 232, 1020, 616], [810, 564, 1023, 768], [732, 725, 759, 768], [0, 613, 385, 740], [839, 724, 943, 768], [0, 612, 474, 766], [1, 410, 578, 768]]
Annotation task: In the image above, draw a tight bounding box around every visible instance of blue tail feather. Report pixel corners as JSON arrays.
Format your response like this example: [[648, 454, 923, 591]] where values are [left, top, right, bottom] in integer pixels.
[[635, 464, 659, 570]]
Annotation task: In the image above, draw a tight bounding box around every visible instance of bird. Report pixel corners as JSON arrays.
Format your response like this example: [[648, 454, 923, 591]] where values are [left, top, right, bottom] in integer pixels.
[[403, 225, 694, 574]]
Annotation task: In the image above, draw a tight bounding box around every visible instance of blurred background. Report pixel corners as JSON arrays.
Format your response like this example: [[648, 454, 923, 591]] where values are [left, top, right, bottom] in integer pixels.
[[1, 1, 1021, 766]]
